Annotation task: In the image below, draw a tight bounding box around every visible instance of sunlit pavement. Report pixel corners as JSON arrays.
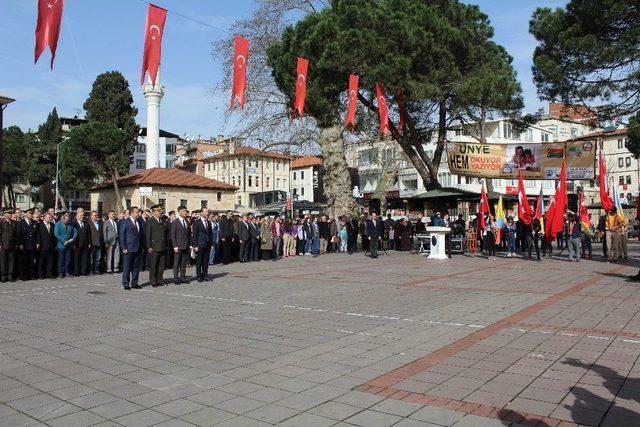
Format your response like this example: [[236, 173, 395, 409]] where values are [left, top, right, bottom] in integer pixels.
[[1, 243, 640, 426]]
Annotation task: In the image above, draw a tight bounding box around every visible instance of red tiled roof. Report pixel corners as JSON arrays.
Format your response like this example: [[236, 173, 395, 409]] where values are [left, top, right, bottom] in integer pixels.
[[549, 102, 597, 121], [569, 128, 627, 141], [93, 168, 237, 191], [203, 146, 292, 161], [291, 156, 323, 168]]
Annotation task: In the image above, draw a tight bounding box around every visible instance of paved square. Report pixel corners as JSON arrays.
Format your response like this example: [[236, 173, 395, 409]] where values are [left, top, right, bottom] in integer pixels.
[[1, 245, 640, 426]]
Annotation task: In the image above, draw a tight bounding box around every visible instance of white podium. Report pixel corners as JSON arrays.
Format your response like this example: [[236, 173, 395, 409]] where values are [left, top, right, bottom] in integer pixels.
[[426, 226, 450, 259]]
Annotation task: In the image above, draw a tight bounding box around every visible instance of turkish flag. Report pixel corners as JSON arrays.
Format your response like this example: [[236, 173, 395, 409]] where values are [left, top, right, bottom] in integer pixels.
[[598, 151, 614, 211], [517, 170, 532, 224], [375, 83, 389, 135], [545, 157, 567, 242], [344, 74, 359, 130], [230, 35, 250, 109], [34, 0, 64, 69], [141, 3, 167, 86], [292, 57, 308, 118], [478, 186, 490, 231]]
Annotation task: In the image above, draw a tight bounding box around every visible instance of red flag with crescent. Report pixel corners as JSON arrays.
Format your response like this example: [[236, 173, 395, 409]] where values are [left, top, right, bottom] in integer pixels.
[[292, 57, 308, 118], [375, 83, 389, 135], [598, 151, 614, 211], [545, 157, 567, 242], [34, 0, 64, 69], [478, 185, 490, 231], [517, 169, 532, 225], [344, 74, 359, 130], [230, 35, 250, 109], [141, 3, 167, 86]]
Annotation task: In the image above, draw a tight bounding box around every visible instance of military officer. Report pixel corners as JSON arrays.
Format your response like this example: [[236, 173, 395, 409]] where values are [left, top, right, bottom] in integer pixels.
[[0, 208, 18, 282], [144, 205, 167, 287], [17, 208, 38, 280]]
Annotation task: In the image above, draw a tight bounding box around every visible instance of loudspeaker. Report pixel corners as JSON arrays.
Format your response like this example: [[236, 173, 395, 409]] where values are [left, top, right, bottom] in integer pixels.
[[369, 198, 381, 216]]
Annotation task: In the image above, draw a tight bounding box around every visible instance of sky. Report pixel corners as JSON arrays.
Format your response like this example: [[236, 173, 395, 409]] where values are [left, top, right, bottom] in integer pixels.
[[1, 0, 567, 138]]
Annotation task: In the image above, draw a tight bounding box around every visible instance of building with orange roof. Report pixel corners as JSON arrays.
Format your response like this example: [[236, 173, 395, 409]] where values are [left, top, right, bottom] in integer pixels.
[[291, 156, 325, 203], [90, 167, 238, 213]]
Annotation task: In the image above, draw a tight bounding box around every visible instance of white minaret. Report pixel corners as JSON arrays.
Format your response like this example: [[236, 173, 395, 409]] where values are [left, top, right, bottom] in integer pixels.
[[143, 71, 165, 169]]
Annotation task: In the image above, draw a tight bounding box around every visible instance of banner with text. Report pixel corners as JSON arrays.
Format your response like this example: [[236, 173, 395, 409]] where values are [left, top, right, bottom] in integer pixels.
[[446, 140, 595, 180]]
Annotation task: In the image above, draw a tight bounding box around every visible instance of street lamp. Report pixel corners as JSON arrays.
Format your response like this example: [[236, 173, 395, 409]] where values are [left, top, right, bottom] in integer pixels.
[[0, 95, 16, 209]]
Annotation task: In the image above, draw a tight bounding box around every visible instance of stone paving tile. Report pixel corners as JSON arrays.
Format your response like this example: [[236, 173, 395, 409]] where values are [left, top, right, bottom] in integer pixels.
[[244, 403, 300, 424], [345, 409, 404, 426], [2, 249, 640, 427], [113, 408, 172, 426]]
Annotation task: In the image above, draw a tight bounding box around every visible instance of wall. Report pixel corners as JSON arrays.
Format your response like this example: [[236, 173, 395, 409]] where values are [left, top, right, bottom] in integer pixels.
[[90, 185, 235, 214]]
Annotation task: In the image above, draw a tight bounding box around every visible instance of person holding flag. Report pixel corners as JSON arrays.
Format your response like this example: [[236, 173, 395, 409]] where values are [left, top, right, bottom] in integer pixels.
[[494, 196, 506, 251], [578, 190, 594, 260], [612, 186, 629, 260]]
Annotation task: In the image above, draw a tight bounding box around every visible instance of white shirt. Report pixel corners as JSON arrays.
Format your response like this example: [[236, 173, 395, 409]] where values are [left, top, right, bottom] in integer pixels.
[[131, 217, 139, 232]]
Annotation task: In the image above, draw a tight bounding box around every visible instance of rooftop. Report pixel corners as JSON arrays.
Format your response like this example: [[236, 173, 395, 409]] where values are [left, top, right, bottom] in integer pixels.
[[291, 156, 323, 168], [569, 128, 628, 141], [92, 168, 238, 191]]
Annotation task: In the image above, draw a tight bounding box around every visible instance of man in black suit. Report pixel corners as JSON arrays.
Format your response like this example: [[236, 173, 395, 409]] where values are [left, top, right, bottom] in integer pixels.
[[37, 212, 56, 278], [165, 210, 175, 269], [145, 204, 166, 287], [17, 208, 38, 280], [367, 212, 383, 258], [219, 212, 233, 264], [238, 214, 251, 263], [249, 215, 260, 261], [88, 211, 103, 275], [192, 207, 211, 282], [72, 210, 89, 276], [170, 205, 191, 285], [119, 206, 144, 290], [0, 207, 18, 282]]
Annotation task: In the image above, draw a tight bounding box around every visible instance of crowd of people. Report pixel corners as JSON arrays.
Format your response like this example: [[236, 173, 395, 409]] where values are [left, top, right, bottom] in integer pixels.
[[0, 204, 635, 289]]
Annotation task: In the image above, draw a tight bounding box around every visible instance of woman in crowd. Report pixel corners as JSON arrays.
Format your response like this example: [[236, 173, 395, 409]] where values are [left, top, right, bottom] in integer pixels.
[[260, 217, 273, 261], [484, 214, 497, 260], [286, 219, 297, 257], [505, 216, 517, 257], [296, 218, 307, 256], [283, 219, 293, 258], [399, 218, 413, 251]]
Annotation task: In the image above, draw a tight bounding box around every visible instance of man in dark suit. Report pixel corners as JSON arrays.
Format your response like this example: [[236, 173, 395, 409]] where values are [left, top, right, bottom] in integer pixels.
[[144, 204, 166, 287], [119, 206, 144, 290], [249, 215, 260, 261], [367, 212, 384, 258], [192, 207, 211, 282], [37, 212, 56, 278], [170, 205, 191, 285], [219, 212, 233, 264], [238, 214, 251, 263], [17, 208, 38, 280], [165, 210, 176, 269], [0, 207, 18, 282], [72, 210, 89, 276], [88, 211, 103, 275]]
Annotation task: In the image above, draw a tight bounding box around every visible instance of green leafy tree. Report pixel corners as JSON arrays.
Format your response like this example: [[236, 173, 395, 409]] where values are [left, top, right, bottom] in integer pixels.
[[530, 0, 640, 119], [26, 108, 62, 207], [2, 126, 31, 207], [626, 112, 640, 159], [267, 0, 521, 189], [80, 71, 139, 211]]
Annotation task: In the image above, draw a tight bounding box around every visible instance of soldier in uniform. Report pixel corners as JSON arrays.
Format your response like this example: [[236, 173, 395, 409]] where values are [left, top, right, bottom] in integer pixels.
[[144, 205, 167, 287], [0, 208, 18, 282], [17, 208, 38, 280]]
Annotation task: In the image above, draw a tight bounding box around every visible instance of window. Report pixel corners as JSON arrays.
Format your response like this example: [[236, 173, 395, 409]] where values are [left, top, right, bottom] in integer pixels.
[[619, 158, 624, 168], [301, 187, 305, 196], [238, 176, 241, 186], [293, 188, 298, 196], [541, 133, 550, 142], [159, 198, 166, 209], [525, 129, 533, 142], [222, 161, 226, 170], [232, 176, 236, 186], [233, 160, 236, 168], [465, 176, 471, 184], [136, 143, 146, 153], [136, 159, 146, 169], [503, 122, 513, 139], [255, 177, 259, 187], [618, 139, 624, 149], [619, 176, 625, 185], [293, 171, 297, 180], [212, 163, 216, 170], [626, 157, 632, 167], [180, 199, 187, 208], [207, 164, 211, 172], [300, 171, 305, 180], [627, 175, 632, 184], [266, 177, 270, 187], [126, 199, 132, 208], [457, 175, 462, 184], [217, 192, 222, 202], [167, 144, 176, 154], [237, 195, 242, 205], [571, 128, 578, 137], [15, 194, 26, 203], [276, 178, 281, 188], [201, 200, 208, 208], [276, 161, 280, 171], [283, 179, 286, 188], [248, 176, 253, 187]]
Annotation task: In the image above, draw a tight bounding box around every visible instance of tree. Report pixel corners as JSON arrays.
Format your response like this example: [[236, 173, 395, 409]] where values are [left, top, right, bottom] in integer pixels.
[[267, 0, 522, 189], [1, 127, 31, 207], [530, 0, 640, 120], [626, 112, 640, 159], [61, 122, 128, 196], [27, 108, 62, 208], [81, 71, 139, 211], [320, 127, 358, 217]]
